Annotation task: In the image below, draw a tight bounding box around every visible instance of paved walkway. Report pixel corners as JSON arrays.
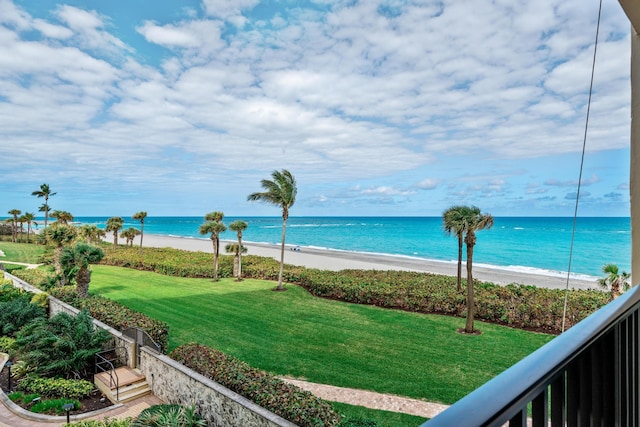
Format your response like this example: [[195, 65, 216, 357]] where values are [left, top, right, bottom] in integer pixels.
[[281, 378, 448, 419]]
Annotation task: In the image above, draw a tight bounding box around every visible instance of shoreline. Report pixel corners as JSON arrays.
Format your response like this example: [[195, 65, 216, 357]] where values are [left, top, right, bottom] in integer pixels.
[[125, 233, 600, 290]]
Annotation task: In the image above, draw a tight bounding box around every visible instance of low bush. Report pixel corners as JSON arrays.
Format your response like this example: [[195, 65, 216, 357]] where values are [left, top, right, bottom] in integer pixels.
[[0, 336, 17, 353], [0, 297, 47, 337], [49, 287, 169, 352], [19, 376, 95, 399], [10, 269, 53, 290], [31, 398, 80, 415], [171, 343, 341, 427]]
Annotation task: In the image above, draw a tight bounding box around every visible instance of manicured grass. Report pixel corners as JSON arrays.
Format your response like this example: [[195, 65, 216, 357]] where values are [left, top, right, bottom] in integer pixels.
[[331, 402, 427, 426], [89, 265, 553, 405], [0, 242, 45, 264]]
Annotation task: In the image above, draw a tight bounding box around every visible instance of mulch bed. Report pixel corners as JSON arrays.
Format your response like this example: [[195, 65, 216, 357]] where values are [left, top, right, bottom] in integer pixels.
[[0, 362, 113, 415]]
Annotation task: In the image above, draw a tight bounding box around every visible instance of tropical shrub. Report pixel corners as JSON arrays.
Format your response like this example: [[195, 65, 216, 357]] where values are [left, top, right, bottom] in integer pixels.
[[0, 336, 17, 353], [50, 286, 169, 352], [0, 297, 47, 337], [16, 310, 110, 379], [132, 404, 205, 427], [171, 343, 341, 427], [10, 269, 53, 290], [19, 376, 95, 399]]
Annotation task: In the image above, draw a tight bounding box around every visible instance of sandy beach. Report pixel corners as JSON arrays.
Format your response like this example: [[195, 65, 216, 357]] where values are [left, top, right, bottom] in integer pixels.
[[127, 233, 600, 290]]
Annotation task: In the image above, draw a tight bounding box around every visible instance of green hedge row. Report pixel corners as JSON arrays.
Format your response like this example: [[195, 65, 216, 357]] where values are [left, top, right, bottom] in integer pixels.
[[103, 248, 609, 334], [171, 343, 340, 427], [19, 376, 94, 400], [49, 286, 169, 352]]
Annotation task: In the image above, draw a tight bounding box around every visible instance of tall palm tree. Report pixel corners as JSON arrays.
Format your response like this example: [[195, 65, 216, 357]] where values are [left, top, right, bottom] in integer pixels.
[[132, 211, 147, 252], [229, 220, 248, 281], [17, 215, 26, 242], [443, 205, 470, 292], [105, 217, 124, 248], [199, 212, 226, 281], [247, 169, 297, 291], [462, 206, 494, 333], [22, 212, 36, 243], [8, 209, 21, 243], [60, 242, 104, 298], [31, 184, 56, 228], [598, 263, 630, 299], [32, 184, 56, 229]]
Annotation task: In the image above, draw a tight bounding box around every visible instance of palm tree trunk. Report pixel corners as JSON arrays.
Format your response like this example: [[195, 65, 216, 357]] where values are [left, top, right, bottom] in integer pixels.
[[277, 219, 287, 290], [465, 239, 475, 333], [139, 223, 144, 253], [237, 235, 243, 281], [456, 234, 463, 292], [76, 267, 91, 298], [213, 238, 219, 281]]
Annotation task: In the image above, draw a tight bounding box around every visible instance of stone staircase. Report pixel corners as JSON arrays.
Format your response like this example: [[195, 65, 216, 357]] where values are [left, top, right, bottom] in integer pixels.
[[94, 366, 151, 404]]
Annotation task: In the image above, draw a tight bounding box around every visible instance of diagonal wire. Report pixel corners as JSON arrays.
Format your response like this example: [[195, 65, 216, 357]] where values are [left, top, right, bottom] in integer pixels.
[[561, 0, 603, 333]]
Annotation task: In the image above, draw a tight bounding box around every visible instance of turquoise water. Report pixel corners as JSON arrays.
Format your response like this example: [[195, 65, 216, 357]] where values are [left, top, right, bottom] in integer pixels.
[[73, 216, 630, 278]]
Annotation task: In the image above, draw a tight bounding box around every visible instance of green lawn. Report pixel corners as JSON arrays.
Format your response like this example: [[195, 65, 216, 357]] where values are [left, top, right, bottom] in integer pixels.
[[89, 265, 553, 405], [0, 242, 45, 264], [331, 402, 427, 426]]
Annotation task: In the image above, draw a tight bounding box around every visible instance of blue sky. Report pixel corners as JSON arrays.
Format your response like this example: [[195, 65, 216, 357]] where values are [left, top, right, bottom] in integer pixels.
[[0, 0, 633, 217]]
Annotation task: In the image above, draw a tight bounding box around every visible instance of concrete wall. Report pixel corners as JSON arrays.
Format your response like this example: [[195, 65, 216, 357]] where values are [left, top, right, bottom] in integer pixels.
[[139, 348, 296, 427], [3, 271, 296, 427]]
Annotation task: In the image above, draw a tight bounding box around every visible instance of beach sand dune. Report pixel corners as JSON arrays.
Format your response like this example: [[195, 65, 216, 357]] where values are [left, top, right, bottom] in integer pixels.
[[124, 234, 600, 291]]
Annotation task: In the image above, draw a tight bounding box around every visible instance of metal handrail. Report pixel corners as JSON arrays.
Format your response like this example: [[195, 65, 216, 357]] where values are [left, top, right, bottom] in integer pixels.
[[95, 349, 121, 402], [426, 286, 640, 426]]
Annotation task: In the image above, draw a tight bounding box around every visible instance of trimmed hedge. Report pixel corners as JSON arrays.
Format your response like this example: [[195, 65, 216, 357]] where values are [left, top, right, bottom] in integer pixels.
[[171, 343, 341, 427], [19, 376, 94, 400], [103, 248, 610, 334], [49, 286, 169, 352]]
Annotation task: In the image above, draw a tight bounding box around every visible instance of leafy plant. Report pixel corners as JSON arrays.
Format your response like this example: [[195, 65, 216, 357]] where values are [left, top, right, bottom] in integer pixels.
[[0, 336, 17, 353], [31, 398, 80, 415], [133, 404, 206, 427], [15, 310, 110, 378]]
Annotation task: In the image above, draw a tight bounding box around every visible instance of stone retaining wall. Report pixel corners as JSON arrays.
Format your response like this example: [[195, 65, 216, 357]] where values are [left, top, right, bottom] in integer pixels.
[[3, 271, 296, 427]]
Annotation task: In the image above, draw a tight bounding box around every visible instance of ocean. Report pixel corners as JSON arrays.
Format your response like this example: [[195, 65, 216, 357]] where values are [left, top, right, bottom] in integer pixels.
[[72, 216, 631, 278]]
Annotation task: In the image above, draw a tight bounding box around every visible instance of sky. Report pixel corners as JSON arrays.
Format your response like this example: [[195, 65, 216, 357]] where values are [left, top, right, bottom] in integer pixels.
[[0, 0, 634, 217]]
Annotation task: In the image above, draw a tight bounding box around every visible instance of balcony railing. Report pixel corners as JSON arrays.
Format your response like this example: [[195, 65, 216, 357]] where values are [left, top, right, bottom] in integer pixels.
[[425, 286, 640, 427]]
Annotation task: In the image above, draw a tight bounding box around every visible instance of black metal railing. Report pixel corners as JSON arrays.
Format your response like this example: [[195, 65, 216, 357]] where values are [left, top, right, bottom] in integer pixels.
[[95, 348, 122, 401], [425, 286, 640, 427]]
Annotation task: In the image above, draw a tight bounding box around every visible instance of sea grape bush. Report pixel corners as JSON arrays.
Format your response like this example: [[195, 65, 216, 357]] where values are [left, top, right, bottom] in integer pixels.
[[103, 248, 609, 334], [171, 343, 341, 427], [49, 286, 169, 352]]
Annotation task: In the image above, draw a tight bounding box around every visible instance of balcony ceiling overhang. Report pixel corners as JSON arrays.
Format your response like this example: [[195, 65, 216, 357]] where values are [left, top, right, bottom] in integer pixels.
[[619, 0, 640, 33]]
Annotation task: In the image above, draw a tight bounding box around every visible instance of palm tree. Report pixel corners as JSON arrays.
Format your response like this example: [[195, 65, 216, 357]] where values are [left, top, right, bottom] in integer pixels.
[[8, 209, 21, 243], [78, 224, 106, 245], [443, 205, 469, 292], [120, 227, 141, 247], [17, 215, 26, 242], [229, 220, 248, 281], [51, 210, 74, 225], [461, 206, 494, 333], [22, 212, 37, 243], [225, 242, 248, 278], [247, 169, 297, 290], [199, 212, 226, 281], [60, 242, 104, 298], [44, 223, 78, 284], [598, 263, 630, 299], [32, 184, 56, 229], [105, 217, 124, 248], [132, 211, 147, 252]]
